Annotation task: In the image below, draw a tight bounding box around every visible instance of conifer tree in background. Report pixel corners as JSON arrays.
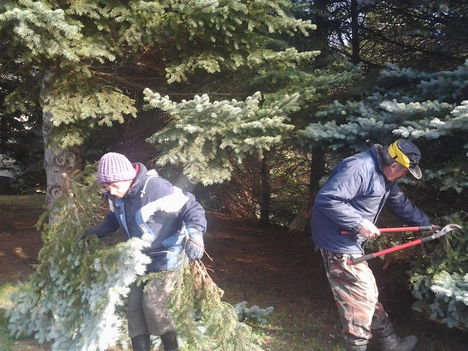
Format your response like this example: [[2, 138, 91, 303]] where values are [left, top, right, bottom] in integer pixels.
[[299, 62, 468, 197], [0, 0, 316, 211], [143, 52, 361, 225], [303, 0, 468, 70], [143, 90, 299, 185]]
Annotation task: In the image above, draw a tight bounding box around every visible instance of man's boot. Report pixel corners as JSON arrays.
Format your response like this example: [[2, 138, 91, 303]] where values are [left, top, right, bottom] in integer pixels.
[[160, 330, 180, 351], [374, 321, 418, 351], [131, 334, 150, 351], [344, 342, 367, 351], [379, 333, 418, 351]]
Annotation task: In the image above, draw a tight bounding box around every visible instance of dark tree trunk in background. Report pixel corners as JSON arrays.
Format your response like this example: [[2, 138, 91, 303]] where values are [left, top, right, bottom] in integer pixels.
[[350, 0, 361, 64], [309, 146, 325, 197], [259, 155, 271, 226], [313, 0, 332, 64], [288, 147, 325, 232], [0, 114, 7, 153]]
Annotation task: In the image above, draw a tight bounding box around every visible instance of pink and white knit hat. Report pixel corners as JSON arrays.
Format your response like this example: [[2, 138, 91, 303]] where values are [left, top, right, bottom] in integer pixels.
[[97, 152, 136, 184]]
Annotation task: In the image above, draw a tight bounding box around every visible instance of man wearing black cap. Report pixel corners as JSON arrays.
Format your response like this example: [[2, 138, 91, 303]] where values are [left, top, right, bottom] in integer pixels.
[[310, 139, 430, 351]]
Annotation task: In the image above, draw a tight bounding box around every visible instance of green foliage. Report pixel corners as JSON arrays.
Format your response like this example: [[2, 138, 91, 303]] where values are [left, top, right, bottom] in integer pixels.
[[45, 73, 137, 148], [410, 213, 468, 328], [0, 0, 84, 63], [299, 62, 468, 196], [234, 301, 274, 325], [144, 89, 298, 185], [0, 311, 14, 351], [5, 169, 151, 351], [0, 0, 317, 150]]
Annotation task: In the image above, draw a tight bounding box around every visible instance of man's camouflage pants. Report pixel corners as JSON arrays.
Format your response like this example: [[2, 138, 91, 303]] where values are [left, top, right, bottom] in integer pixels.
[[321, 250, 391, 346]]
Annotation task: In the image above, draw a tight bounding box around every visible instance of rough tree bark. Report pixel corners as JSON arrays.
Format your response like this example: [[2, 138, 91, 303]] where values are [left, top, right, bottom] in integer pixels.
[[0, 114, 7, 153], [350, 0, 361, 64], [259, 155, 271, 226], [288, 147, 325, 232], [41, 71, 81, 220]]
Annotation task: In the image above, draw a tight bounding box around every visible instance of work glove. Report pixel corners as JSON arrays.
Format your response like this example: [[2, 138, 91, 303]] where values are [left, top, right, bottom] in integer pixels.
[[358, 218, 380, 239], [185, 228, 204, 260]]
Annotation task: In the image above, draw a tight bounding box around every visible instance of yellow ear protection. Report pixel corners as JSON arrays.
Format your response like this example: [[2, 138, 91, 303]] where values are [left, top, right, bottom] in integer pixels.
[[388, 140, 411, 168]]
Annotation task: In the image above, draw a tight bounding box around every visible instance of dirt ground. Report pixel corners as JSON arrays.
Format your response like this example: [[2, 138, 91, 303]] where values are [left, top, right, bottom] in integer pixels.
[[1, 196, 467, 350]]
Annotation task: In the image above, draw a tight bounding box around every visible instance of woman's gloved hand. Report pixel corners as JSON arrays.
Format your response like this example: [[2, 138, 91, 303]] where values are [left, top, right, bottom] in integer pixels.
[[185, 228, 204, 260]]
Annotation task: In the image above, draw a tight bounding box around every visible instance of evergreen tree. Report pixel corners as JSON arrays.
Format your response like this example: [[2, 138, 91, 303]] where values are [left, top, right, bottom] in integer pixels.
[[143, 89, 299, 185], [299, 61, 468, 200], [0, 0, 316, 210]]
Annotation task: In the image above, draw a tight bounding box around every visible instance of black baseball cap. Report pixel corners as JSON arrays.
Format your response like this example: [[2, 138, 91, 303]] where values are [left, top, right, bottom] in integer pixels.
[[387, 139, 422, 179]]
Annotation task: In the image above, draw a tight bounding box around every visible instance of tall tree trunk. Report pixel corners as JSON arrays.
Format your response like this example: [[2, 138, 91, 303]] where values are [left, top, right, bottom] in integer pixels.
[[0, 114, 7, 154], [288, 147, 325, 232], [259, 155, 271, 226], [350, 0, 361, 64], [309, 146, 325, 197], [313, 0, 332, 66], [41, 71, 81, 220]]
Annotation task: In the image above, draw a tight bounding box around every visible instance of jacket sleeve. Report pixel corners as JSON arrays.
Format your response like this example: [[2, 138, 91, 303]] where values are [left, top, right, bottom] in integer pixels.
[[314, 162, 366, 233], [180, 193, 207, 233], [385, 183, 431, 226], [86, 212, 120, 238]]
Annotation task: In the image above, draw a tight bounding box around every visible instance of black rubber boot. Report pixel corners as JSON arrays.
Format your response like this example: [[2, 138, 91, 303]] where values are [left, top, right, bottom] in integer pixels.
[[344, 342, 367, 351], [160, 330, 180, 351], [379, 333, 418, 351], [131, 334, 150, 351]]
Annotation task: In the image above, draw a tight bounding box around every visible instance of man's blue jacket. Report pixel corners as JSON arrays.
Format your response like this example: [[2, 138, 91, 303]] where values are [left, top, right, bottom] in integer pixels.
[[89, 163, 207, 272], [310, 145, 430, 254]]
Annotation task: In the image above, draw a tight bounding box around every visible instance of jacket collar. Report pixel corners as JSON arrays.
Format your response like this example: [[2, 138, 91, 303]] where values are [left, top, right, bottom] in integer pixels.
[[370, 144, 386, 175], [125, 163, 148, 197]]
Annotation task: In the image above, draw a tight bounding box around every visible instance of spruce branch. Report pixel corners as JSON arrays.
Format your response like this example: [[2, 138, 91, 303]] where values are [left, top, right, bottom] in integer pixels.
[[149, 258, 264, 351]]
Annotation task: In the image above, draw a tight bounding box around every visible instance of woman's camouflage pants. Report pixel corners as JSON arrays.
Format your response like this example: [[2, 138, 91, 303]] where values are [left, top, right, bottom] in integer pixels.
[[321, 250, 391, 346], [127, 271, 177, 338]]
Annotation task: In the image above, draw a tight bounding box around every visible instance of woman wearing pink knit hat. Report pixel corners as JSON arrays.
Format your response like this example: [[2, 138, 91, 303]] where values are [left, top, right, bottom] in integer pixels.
[[86, 152, 207, 351]]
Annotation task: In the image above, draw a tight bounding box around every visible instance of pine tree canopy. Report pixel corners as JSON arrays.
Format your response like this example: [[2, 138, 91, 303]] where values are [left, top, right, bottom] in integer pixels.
[[144, 89, 298, 185], [299, 61, 468, 194], [0, 0, 317, 148]]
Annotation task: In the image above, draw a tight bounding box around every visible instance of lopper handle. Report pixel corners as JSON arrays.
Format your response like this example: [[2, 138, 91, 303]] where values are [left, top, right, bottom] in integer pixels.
[[340, 225, 439, 235], [348, 253, 375, 265], [347, 224, 460, 265], [347, 239, 424, 264]]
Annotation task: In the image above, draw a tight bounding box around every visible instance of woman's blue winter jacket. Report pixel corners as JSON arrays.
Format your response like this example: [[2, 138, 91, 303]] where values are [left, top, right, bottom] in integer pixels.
[[89, 163, 207, 272]]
